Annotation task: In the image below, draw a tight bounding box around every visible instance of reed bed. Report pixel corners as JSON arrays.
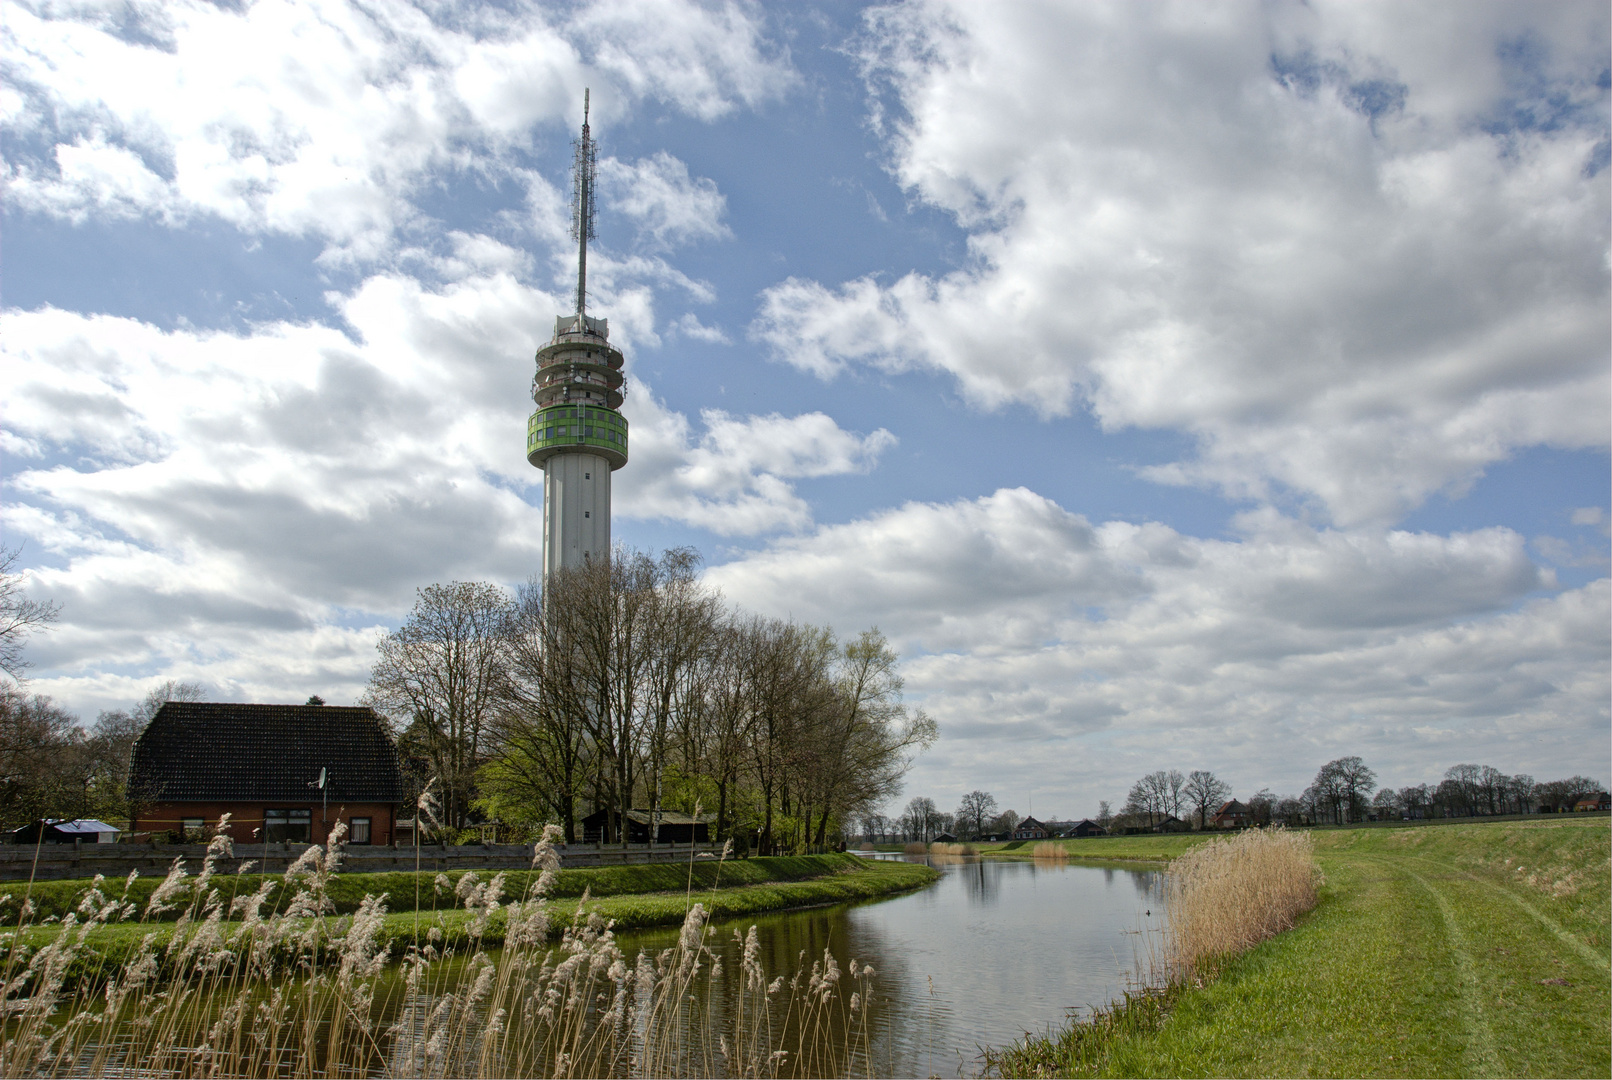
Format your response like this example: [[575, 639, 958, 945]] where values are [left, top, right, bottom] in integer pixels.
[[1163, 826, 1320, 978], [1030, 842, 1067, 860], [928, 842, 977, 856], [902, 842, 927, 855], [0, 813, 880, 1078], [981, 827, 1320, 1077]]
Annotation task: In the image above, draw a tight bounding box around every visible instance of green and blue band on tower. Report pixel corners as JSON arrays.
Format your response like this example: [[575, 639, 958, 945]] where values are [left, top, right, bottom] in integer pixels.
[[527, 89, 628, 577]]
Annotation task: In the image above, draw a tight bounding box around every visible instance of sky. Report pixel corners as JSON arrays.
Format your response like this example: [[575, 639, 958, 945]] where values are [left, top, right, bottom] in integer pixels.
[[3, 0, 1608, 821]]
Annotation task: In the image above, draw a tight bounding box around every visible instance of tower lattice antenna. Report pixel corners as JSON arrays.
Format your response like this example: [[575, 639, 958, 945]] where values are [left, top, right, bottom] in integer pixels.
[[570, 88, 597, 320]]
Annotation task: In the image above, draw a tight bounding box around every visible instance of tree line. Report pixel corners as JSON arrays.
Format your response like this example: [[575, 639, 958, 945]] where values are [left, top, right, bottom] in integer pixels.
[[365, 549, 936, 854], [1111, 756, 1603, 831]]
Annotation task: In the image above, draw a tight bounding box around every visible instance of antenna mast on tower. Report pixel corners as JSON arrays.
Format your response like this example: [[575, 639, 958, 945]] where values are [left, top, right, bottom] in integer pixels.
[[571, 88, 597, 319]]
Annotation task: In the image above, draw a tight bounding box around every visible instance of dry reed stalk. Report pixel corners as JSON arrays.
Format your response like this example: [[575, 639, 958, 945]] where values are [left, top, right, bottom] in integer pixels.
[[1163, 827, 1320, 979], [1, 814, 880, 1079], [927, 842, 977, 856]]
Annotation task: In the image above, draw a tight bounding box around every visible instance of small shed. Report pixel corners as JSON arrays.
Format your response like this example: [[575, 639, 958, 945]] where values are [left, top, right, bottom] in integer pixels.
[[9, 819, 121, 844], [581, 808, 712, 844], [1065, 819, 1108, 838], [932, 831, 959, 843], [1152, 815, 1190, 833]]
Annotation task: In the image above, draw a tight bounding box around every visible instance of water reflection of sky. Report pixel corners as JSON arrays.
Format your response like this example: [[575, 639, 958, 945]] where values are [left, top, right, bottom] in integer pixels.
[[615, 856, 1166, 1077]]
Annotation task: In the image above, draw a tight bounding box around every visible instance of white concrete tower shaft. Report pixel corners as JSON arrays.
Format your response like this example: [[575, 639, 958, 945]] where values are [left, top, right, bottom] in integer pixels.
[[527, 90, 629, 577]]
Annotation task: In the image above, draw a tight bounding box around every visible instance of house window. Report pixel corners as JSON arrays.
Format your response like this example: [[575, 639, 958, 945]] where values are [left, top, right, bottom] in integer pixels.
[[181, 818, 205, 842], [349, 817, 372, 844], [265, 809, 312, 843]]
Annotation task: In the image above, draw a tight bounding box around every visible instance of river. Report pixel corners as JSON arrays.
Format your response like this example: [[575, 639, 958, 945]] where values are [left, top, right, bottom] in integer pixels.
[[608, 853, 1168, 1077]]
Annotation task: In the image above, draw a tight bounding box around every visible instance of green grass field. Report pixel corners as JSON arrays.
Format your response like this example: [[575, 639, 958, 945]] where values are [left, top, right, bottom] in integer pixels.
[[987, 818, 1610, 1078]]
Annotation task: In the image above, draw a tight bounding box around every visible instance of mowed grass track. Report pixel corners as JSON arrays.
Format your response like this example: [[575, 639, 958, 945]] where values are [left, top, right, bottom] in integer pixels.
[[988, 819, 1608, 1078]]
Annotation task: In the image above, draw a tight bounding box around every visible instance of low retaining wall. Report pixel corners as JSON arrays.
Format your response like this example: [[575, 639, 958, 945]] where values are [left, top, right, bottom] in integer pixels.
[[0, 840, 724, 881]]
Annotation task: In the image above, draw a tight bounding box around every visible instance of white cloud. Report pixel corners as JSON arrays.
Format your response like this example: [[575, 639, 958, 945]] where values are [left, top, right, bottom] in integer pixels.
[[600, 151, 732, 250], [752, 0, 1610, 526], [1, 261, 886, 709], [1570, 506, 1605, 527], [706, 487, 1604, 800], [668, 313, 731, 343], [3, 0, 791, 260], [616, 394, 896, 535]]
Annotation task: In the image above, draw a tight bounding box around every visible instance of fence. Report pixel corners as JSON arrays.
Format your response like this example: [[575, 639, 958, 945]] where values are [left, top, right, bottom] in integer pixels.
[[0, 839, 725, 882]]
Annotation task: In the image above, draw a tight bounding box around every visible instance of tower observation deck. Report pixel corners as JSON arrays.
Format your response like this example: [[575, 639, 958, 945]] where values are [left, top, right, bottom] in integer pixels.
[[528, 89, 628, 578]]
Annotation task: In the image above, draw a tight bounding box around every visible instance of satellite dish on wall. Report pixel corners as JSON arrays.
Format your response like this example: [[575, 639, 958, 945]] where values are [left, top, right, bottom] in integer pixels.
[[318, 768, 327, 789]]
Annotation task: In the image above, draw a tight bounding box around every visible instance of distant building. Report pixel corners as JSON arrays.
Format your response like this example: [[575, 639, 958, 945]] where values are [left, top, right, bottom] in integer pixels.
[[1212, 800, 1252, 829], [581, 808, 713, 844], [1064, 819, 1108, 838], [932, 831, 959, 843], [9, 819, 121, 844], [1013, 816, 1052, 840], [129, 701, 404, 846], [1573, 793, 1610, 813], [1152, 815, 1190, 833]]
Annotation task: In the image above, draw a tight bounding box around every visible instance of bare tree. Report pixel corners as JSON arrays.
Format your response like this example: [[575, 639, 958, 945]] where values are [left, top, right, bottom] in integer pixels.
[[1185, 770, 1231, 829], [0, 688, 85, 825], [1096, 800, 1113, 830], [483, 577, 594, 840], [88, 681, 204, 825], [0, 547, 60, 683], [956, 790, 998, 840], [366, 582, 511, 832]]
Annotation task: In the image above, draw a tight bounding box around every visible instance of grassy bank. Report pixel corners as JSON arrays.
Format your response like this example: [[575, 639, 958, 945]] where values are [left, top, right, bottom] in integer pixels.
[[18, 857, 941, 992], [12, 851, 881, 923], [978, 835, 1213, 862], [21, 853, 937, 990], [986, 818, 1610, 1078]]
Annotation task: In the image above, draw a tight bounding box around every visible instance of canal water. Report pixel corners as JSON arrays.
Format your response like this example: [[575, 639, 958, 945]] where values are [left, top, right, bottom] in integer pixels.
[[611, 853, 1167, 1077]]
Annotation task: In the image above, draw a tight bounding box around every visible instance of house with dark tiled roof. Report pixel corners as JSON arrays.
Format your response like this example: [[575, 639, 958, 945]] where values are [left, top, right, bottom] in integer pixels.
[[129, 702, 404, 846], [1012, 815, 1051, 840], [1212, 800, 1252, 829]]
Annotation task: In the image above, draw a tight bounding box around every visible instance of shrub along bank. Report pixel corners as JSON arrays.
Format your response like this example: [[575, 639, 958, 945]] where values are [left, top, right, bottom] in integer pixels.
[[984, 818, 1609, 1078]]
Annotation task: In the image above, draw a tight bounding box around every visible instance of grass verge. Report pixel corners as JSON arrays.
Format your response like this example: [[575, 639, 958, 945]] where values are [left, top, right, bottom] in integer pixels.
[[10, 851, 875, 923], [983, 818, 1609, 1078], [25, 854, 938, 989]]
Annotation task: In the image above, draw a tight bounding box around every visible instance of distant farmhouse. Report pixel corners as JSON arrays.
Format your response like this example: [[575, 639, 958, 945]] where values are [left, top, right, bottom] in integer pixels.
[[129, 702, 404, 846], [1013, 815, 1052, 840], [1064, 819, 1108, 838], [1212, 800, 1252, 829], [1574, 792, 1610, 813]]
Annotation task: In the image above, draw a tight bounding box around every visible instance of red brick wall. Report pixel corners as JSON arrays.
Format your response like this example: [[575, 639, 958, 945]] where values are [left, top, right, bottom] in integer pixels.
[[136, 802, 397, 846]]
